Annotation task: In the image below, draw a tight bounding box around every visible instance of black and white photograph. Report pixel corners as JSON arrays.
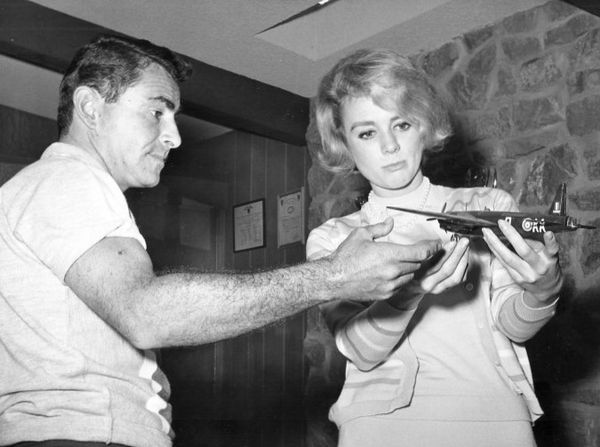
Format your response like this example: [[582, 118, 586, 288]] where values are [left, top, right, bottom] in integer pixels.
[[1, 1, 599, 446]]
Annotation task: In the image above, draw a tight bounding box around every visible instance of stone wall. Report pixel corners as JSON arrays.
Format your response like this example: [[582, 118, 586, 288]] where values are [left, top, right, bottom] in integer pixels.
[[304, 1, 600, 446]]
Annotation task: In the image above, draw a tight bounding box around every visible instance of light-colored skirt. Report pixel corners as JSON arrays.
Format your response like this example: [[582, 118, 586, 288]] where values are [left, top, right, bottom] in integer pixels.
[[338, 417, 536, 447]]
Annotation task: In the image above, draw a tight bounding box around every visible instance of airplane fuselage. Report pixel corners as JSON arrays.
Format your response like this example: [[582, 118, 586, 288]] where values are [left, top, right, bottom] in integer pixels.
[[441, 211, 574, 242]]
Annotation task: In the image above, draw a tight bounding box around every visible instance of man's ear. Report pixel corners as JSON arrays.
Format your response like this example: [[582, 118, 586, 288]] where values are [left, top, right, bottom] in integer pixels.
[[72, 86, 103, 130]]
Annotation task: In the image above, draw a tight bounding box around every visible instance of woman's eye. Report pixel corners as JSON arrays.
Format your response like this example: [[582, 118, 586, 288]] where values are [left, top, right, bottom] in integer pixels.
[[151, 110, 163, 119], [395, 121, 411, 131], [358, 130, 375, 139]]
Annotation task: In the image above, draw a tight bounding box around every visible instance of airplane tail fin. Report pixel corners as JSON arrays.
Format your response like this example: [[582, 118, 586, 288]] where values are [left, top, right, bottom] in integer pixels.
[[549, 183, 567, 216]]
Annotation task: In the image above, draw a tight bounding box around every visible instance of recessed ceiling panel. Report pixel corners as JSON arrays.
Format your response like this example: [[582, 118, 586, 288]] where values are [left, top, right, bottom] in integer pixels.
[[256, 0, 453, 60]]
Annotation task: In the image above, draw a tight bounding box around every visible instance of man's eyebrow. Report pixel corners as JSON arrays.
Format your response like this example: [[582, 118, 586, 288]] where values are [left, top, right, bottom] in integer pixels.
[[149, 95, 178, 112]]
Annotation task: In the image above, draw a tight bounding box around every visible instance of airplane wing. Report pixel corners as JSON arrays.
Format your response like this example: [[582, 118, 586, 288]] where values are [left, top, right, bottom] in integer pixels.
[[387, 206, 496, 227]]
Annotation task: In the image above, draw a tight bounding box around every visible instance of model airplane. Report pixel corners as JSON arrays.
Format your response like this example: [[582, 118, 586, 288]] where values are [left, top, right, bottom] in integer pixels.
[[387, 183, 596, 242]]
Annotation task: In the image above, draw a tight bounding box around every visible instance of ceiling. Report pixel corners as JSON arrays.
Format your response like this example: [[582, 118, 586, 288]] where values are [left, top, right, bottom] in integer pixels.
[[28, 0, 551, 97], [1, 0, 574, 146]]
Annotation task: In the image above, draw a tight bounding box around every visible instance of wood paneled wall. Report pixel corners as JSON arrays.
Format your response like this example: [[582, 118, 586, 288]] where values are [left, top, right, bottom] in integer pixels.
[[157, 132, 310, 447], [158, 130, 311, 447]]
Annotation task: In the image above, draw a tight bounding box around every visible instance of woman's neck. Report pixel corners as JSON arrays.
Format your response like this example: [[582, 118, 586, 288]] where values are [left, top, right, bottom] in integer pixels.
[[371, 171, 424, 199]]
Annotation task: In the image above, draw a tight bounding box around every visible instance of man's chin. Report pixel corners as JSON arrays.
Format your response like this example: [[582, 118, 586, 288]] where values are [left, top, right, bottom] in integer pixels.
[[146, 178, 161, 188], [135, 175, 161, 189]]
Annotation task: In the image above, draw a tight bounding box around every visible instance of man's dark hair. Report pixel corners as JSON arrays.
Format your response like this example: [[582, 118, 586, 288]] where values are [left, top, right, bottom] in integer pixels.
[[57, 34, 192, 137]]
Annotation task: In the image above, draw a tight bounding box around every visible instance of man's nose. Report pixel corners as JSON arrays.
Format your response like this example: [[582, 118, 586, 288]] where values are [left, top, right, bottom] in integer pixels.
[[163, 119, 182, 149]]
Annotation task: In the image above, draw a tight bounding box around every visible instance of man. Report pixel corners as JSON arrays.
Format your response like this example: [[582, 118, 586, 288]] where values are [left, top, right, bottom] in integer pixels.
[[0, 35, 441, 447]]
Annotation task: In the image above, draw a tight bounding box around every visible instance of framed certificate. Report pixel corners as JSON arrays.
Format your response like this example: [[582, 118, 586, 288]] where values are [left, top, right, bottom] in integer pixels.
[[233, 198, 265, 252], [277, 188, 305, 248]]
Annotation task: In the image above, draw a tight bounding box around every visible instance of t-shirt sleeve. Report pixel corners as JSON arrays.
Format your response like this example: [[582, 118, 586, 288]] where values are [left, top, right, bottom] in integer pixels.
[[11, 164, 145, 281]]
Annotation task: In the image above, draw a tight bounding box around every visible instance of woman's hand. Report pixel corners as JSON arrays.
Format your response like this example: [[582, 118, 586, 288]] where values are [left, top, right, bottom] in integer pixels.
[[482, 219, 563, 305], [388, 237, 470, 310]]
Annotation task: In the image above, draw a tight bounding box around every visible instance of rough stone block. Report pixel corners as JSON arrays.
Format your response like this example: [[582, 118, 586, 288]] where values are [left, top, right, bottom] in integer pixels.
[[504, 128, 564, 157], [514, 96, 564, 132], [521, 154, 571, 206], [569, 28, 600, 72], [545, 13, 600, 47], [502, 36, 542, 62], [496, 159, 518, 191], [503, 8, 539, 34], [466, 107, 512, 142], [571, 189, 600, 211], [582, 69, 600, 90], [495, 67, 517, 97], [549, 144, 577, 177], [519, 53, 565, 92], [419, 41, 459, 79], [556, 230, 575, 273], [585, 157, 600, 181], [467, 44, 496, 77], [567, 70, 586, 95], [567, 95, 600, 136], [448, 71, 488, 110]]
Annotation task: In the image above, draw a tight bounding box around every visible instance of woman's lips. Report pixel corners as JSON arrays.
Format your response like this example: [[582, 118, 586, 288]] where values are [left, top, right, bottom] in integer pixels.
[[383, 161, 406, 171]]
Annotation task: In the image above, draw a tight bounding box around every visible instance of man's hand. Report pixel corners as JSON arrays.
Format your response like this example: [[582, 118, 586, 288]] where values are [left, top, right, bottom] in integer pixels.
[[327, 217, 442, 302], [483, 220, 563, 305]]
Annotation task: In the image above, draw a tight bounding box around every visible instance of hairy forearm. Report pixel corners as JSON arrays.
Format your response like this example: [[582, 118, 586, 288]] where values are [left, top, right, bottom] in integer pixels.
[[128, 260, 337, 348]]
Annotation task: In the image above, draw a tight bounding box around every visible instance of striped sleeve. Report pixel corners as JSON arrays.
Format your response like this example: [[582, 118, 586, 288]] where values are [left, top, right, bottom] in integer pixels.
[[321, 299, 417, 371], [496, 290, 558, 342]]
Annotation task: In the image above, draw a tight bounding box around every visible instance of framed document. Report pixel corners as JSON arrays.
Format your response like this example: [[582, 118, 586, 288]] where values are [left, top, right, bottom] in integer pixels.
[[277, 188, 305, 248], [233, 199, 265, 252]]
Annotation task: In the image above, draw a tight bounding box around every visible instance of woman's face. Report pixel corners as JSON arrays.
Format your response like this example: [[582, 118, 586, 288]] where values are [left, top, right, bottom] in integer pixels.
[[340, 95, 424, 198]]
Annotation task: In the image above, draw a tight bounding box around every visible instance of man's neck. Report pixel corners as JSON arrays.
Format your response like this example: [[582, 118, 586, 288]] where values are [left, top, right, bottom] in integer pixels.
[[59, 132, 113, 185]]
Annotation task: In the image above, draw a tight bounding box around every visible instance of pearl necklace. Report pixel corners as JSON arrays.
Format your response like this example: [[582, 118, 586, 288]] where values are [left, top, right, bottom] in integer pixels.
[[377, 180, 432, 231]]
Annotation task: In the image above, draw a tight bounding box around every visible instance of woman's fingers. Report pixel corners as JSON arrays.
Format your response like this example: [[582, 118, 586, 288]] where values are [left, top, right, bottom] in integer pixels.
[[420, 238, 470, 293]]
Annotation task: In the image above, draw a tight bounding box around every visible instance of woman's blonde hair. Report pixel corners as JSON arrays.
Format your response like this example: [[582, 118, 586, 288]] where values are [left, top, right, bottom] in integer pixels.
[[315, 48, 452, 174]]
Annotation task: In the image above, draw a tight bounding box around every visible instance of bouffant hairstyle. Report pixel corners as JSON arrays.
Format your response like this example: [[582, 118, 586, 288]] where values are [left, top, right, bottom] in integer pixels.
[[315, 48, 452, 174]]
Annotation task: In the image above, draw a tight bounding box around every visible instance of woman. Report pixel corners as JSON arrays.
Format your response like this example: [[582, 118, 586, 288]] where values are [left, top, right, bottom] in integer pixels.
[[306, 48, 562, 447]]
